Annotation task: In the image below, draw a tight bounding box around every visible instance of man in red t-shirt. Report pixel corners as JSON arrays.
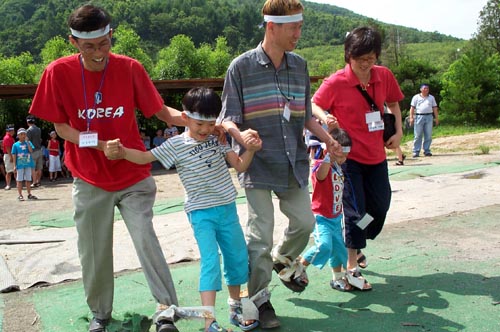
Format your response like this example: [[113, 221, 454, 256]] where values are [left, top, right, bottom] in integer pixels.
[[29, 5, 185, 332], [2, 125, 15, 190]]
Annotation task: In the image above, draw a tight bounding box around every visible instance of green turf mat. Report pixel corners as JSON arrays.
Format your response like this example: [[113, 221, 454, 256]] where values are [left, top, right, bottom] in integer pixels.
[[32, 205, 500, 331], [29, 192, 246, 229], [389, 160, 500, 180]]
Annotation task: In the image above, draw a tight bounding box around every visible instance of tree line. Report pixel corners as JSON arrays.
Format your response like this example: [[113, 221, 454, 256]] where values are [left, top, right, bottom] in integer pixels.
[[1, 0, 498, 134]]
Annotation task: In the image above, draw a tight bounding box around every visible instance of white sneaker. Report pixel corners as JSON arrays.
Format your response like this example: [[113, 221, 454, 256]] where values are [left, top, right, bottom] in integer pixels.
[[4, 186, 10, 190]]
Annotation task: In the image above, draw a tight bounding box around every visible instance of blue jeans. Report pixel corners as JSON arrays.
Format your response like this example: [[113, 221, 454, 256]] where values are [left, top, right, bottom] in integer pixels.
[[412, 114, 434, 155]]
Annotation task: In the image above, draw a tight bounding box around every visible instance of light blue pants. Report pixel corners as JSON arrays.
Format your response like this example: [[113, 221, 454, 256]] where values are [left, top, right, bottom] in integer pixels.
[[302, 214, 347, 269], [412, 114, 434, 155], [187, 202, 248, 292]]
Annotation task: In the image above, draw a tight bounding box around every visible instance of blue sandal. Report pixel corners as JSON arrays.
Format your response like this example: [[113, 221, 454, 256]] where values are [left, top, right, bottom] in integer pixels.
[[230, 307, 259, 331], [206, 321, 228, 332]]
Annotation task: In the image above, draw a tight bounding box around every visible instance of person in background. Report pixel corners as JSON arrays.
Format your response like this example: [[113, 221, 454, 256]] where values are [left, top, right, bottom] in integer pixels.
[[300, 128, 353, 292], [48, 131, 62, 182], [41, 143, 50, 173], [220, 0, 342, 328], [3, 125, 15, 190], [140, 128, 151, 150], [28, 4, 185, 332], [12, 128, 37, 201], [393, 146, 406, 166], [385, 105, 406, 166], [0, 140, 6, 182], [107, 87, 262, 332], [312, 26, 404, 291], [409, 84, 439, 157], [153, 129, 166, 148], [26, 116, 44, 187], [164, 125, 179, 139]]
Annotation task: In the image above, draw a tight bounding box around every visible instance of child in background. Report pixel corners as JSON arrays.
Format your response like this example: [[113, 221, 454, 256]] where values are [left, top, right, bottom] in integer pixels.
[[12, 128, 37, 201], [48, 131, 62, 181], [300, 128, 354, 291], [107, 87, 262, 332]]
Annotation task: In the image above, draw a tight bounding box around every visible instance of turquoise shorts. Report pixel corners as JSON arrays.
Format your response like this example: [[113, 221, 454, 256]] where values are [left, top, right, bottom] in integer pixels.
[[187, 202, 248, 292]]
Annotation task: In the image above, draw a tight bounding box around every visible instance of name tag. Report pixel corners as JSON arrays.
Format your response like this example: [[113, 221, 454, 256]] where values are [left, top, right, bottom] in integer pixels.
[[366, 111, 383, 132], [283, 102, 291, 121], [356, 213, 374, 230], [79, 131, 98, 148]]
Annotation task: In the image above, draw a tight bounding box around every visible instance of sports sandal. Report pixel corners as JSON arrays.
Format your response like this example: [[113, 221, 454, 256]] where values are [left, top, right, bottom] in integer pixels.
[[229, 306, 258, 331], [205, 320, 229, 332], [18, 195, 24, 201], [156, 319, 179, 332], [28, 194, 38, 200], [356, 249, 368, 269], [273, 262, 309, 293], [330, 277, 353, 292], [346, 269, 372, 291]]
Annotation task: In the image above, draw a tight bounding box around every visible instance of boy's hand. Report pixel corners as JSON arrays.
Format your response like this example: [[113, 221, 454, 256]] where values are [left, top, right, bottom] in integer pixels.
[[245, 136, 263, 152], [214, 125, 227, 144], [104, 139, 125, 160], [241, 129, 260, 149]]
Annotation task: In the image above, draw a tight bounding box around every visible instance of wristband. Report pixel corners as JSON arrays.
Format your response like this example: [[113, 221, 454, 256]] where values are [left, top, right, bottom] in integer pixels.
[[322, 153, 331, 163]]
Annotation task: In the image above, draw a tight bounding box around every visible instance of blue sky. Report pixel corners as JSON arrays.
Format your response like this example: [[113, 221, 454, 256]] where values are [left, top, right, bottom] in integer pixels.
[[309, 0, 488, 40]]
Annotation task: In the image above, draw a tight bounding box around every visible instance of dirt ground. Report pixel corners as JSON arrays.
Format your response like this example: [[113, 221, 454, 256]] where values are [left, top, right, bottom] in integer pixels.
[[1, 129, 499, 332], [1, 129, 499, 232]]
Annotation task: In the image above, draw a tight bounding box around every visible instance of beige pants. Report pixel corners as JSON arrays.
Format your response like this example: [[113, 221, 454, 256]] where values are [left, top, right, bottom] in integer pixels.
[[245, 175, 315, 301], [72, 176, 178, 320]]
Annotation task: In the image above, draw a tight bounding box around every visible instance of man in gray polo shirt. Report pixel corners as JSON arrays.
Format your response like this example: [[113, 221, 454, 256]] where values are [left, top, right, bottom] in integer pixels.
[[26, 116, 43, 187], [409, 84, 439, 157], [220, 0, 341, 329]]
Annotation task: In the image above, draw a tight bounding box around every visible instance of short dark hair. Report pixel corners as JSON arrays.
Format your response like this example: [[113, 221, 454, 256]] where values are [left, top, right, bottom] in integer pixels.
[[68, 4, 111, 34], [330, 127, 352, 148], [344, 26, 382, 63], [26, 116, 36, 124], [182, 87, 221, 119], [262, 0, 304, 16]]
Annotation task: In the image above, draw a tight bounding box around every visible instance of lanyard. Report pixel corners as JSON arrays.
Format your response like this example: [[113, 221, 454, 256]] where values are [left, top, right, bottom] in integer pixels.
[[79, 55, 108, 132]]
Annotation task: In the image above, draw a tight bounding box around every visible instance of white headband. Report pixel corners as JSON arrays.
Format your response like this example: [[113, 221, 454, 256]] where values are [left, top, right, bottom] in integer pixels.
[[320, 142, 351, 153], [263, 13, 303, 23], [70, 24, 110, 39], [184, 110, 217, 121]]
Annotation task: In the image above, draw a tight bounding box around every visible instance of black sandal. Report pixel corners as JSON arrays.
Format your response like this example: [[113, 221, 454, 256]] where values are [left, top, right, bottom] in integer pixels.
[[356, 249, 368, 269]]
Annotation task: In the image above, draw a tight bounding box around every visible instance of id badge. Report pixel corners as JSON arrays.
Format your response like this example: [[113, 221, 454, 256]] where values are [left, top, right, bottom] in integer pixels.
[[283, 102, 291, 122], [356, 213, 374, 230], [79, 131, 98, 148], [365, 111, 384, 132]]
